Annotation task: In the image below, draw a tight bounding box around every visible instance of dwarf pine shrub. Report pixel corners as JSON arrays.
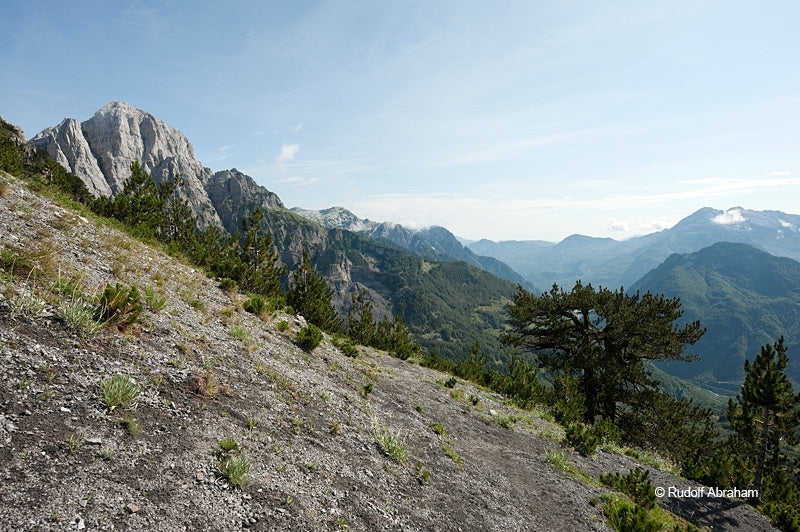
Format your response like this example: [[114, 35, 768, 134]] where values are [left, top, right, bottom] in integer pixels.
[[599, 468, 656, 510], [243, 293, 266, 315], [565, 422, 598, 456], [600, 494, 661, 532], [296, 323, 323, 351]]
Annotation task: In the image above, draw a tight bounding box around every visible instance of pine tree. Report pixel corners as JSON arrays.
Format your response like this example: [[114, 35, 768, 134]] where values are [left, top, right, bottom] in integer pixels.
[[501, 281, 705, 424], [92, 161, 187, 240], [347, 290, 376, 346], [728, 337, 799, 502], [238, 207, 286, 295], [373, 314, 416, 360], [287, 250, 341, 333], [161, 175, 197, 245], [504, 354, 542, 409]]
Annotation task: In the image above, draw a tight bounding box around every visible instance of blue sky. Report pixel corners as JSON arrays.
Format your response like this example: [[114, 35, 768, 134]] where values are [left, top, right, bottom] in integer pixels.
[[3, 1, 800, 242]]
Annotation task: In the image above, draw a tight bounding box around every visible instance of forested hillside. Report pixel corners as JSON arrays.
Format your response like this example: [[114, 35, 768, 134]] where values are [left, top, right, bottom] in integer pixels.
[[633, 242, 800, 395]]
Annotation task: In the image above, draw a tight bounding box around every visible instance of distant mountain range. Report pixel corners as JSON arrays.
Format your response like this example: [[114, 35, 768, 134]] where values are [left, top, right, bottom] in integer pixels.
[[23, 102, 800, 397], [291, 206, 529, 287], [468, 207, 800, 291]]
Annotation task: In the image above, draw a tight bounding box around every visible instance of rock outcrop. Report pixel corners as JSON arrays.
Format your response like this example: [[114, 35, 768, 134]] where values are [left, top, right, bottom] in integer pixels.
[[292, 206, 530, 286], [30, 102, 222, 227], [204, 168, 284, 235]]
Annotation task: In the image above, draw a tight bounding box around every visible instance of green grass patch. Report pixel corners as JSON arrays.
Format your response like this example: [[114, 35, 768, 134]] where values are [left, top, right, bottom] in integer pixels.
[[99, 375, 141, 411], [373, 424, 407, 464]]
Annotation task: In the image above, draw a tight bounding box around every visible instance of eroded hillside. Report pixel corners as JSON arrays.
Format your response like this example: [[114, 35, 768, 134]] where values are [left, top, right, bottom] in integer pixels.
[[0, 172, 776, 530]]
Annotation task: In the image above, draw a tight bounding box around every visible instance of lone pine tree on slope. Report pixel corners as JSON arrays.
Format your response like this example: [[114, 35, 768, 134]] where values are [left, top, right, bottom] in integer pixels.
[[501, 281, 705, 425], [288, 250, 341, 333]]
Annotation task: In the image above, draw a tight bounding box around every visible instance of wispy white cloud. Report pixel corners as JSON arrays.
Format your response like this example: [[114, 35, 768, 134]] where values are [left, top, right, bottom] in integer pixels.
[[346, 172, 800, 240], [207, 144, 236, 163], [635, 218, 675, 234], [275, 143, 300, 169], [711, 208, 746, 225], [349, 193, 611, 241], [608, 218, 628, 232], [595, 176, 800, 208], [277, 176, 318, 186], [291, 124, 303, 134]]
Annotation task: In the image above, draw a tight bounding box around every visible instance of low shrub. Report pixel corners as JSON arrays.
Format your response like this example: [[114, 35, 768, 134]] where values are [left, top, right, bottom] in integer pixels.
[[565, 422, 598, 456], [600, 494, 661, 532], [599, 468, 656, 510], [296, 324, 322, 351], [331, 335, 359, 357], [593, 417, 622, 446], [243, 293, 266, 315], [219, 277, 238, 292], [96, 283, 142, 327]]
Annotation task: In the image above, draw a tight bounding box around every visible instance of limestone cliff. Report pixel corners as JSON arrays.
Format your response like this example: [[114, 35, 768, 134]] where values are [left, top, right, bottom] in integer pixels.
[[30, 102, 221, 227]]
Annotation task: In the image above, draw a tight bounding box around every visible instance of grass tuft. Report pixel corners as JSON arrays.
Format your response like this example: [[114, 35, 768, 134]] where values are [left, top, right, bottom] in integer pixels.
[[99, 375, 142, 411], [218, 454, 252, 487], [544, 449, 569, 471], [58, 297, 104, 338], [373, 423, 407, 465], [215, 438, 251, 487]]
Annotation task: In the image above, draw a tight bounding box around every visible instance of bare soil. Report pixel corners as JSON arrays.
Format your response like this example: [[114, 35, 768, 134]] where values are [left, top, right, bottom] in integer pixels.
[[0, 172, 777, 530]]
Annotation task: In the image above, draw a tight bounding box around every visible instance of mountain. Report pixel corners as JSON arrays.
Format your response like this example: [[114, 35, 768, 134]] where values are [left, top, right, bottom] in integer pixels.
[[292, 206, 529, 286], [26, 104, 517, 364], [30, 102, 225, 227], [30, 102, 287, 234], [632, 241, 800, 395], [0, 163, 775, 531], [469, 207, 800, 291]]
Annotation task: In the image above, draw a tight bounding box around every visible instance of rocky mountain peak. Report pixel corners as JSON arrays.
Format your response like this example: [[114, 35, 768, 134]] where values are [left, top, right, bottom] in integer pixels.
[[80, 101, 204, 193], [95, 100, 137, 115], [30, 102, 228, 227], [292, 206, 375, 233]]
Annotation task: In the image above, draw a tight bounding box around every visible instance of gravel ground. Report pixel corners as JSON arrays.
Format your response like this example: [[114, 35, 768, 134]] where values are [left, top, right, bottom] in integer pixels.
[[0, 171, 778, 531]]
